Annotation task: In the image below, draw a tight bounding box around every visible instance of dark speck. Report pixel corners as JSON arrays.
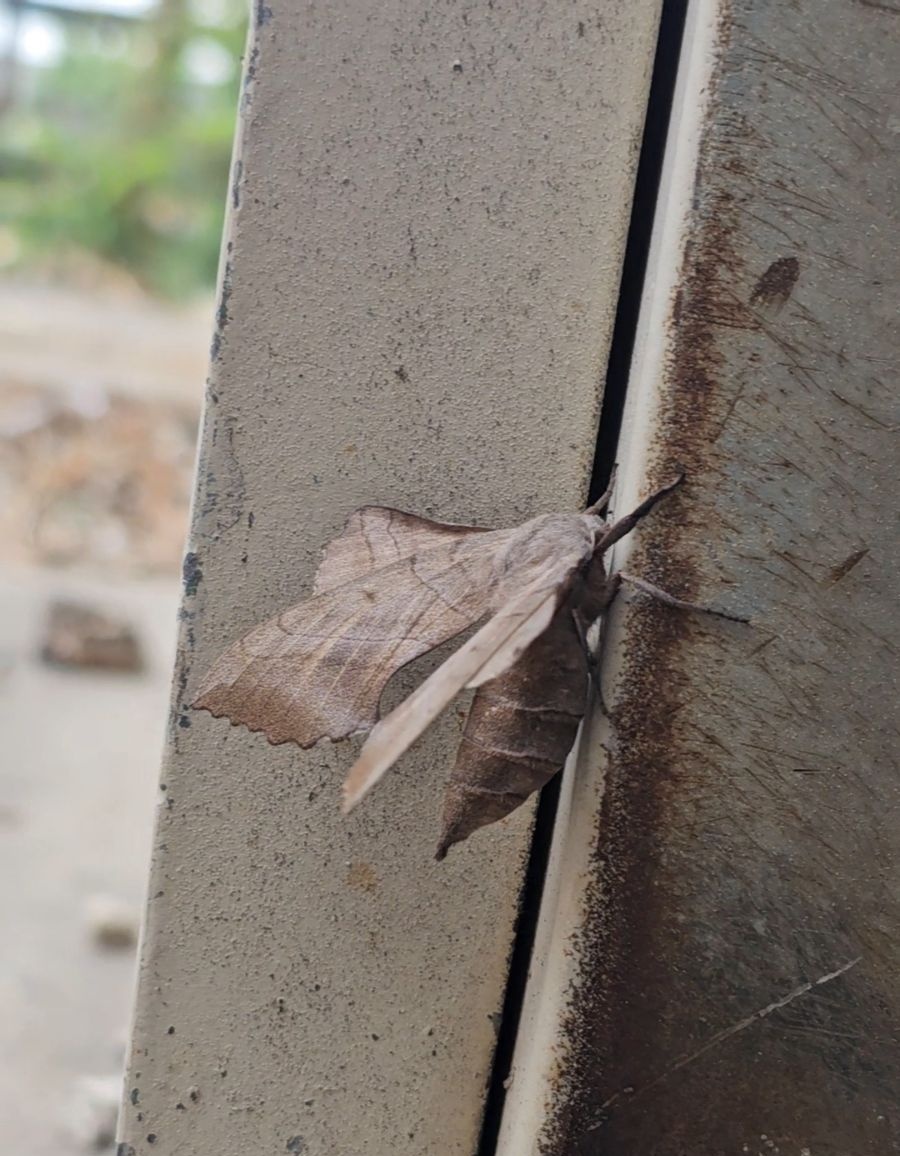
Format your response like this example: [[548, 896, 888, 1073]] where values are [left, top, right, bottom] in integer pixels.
[[147, 1135, 157, 1145], [167, 1026, 175, 1035], [286, 1138, 306, 1153], [394, 365, 409, 383], [452, 59, 463, 72], [577, 20, 585, 36], [130, 1088, 139, 1105], [750, 256, 800, 311], [829, 547, 869, 585]]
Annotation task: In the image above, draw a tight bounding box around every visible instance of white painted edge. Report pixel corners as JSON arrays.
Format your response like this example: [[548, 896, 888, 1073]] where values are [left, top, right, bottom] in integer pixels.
[[494, 2, 723, 1149]]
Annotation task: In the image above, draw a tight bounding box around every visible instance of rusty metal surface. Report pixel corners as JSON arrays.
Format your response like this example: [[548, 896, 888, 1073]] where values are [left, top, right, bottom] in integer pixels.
[[116, 1, 664, 1153], [499, 0, 900, 1152]]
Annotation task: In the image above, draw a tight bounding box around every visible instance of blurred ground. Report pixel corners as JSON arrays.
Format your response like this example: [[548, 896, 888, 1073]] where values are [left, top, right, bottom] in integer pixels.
[[0, 280, 203, 577], [0, 278, 209, 1154]]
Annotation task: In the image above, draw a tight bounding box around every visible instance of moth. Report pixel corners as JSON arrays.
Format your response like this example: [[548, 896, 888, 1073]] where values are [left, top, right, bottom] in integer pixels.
[[193, 474, 743, 859]]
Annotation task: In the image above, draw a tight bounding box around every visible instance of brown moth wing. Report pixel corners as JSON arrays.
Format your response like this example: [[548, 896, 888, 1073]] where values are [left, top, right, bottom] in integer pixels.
[[342, 513, 601, 810], [313, 506, 489, 595], [436, 605, 587, 859], [193, 515, 518, 747]]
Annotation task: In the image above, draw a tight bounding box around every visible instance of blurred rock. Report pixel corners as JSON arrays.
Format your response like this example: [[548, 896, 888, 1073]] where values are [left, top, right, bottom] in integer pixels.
[[63, 1074, 121, 1152], [83, 894, 140, 952], [40, 601, 144, 673]]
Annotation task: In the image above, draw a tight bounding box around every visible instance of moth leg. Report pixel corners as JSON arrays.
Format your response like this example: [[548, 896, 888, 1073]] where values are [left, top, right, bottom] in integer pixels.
[[584, 464, 618, 516], [619, 572, 749, 624], [571, 609, 608, 714]]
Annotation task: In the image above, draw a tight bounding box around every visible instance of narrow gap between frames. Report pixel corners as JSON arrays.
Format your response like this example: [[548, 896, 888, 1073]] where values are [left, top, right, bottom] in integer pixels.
[[475, 2, 690, 1151]]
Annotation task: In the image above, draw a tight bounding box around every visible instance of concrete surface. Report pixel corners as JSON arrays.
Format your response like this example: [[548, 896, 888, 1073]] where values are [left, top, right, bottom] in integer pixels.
[[118, 1, 665, 1153], [0, 567, 180, 1155]]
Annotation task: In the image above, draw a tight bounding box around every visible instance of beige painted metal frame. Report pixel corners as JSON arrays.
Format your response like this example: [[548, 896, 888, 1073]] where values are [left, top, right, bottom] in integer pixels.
[[498, 0, 900, 1151], [117, 2, 664, 1153]]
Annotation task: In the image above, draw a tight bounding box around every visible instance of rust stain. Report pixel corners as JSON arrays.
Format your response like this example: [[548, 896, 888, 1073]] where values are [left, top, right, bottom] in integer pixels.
[[345, 861, 379, 893], [537, 3, 900, 1150], [540, 7, 745, 1151]]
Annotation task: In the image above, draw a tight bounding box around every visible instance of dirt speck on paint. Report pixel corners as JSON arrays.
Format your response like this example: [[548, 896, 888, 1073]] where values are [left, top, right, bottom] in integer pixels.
[[346, 862, 379, 893]]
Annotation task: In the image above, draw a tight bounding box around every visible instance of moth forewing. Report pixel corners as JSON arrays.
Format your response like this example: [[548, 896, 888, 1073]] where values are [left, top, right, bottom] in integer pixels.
[[192, 508, 515, 747], [312, 505, 490, 596]]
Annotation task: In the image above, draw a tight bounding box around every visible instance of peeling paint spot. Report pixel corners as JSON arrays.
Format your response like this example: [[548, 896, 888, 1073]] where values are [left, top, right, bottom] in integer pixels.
[[231, 158, 243, 209], [200, 414, 247, 538], [210, 259, 234, 363], [240, 43, 260, 113], [182, 552, 203, 597]]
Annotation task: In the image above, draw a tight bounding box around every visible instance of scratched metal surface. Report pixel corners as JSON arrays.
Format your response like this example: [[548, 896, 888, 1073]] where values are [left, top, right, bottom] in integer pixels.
[[498, 1, 900, 1152], [116, 2, 664, 1154]]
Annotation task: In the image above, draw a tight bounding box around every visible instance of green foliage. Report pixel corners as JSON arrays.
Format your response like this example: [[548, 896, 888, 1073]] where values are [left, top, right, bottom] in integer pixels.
[[1, 0, 245, 299]]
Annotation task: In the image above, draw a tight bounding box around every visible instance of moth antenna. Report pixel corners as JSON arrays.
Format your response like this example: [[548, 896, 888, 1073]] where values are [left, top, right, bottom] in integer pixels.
[[596, 472, 685, 551]]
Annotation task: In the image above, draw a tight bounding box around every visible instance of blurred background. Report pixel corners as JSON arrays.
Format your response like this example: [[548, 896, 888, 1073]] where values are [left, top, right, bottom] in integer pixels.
[[0, 0, 244, 1149]]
